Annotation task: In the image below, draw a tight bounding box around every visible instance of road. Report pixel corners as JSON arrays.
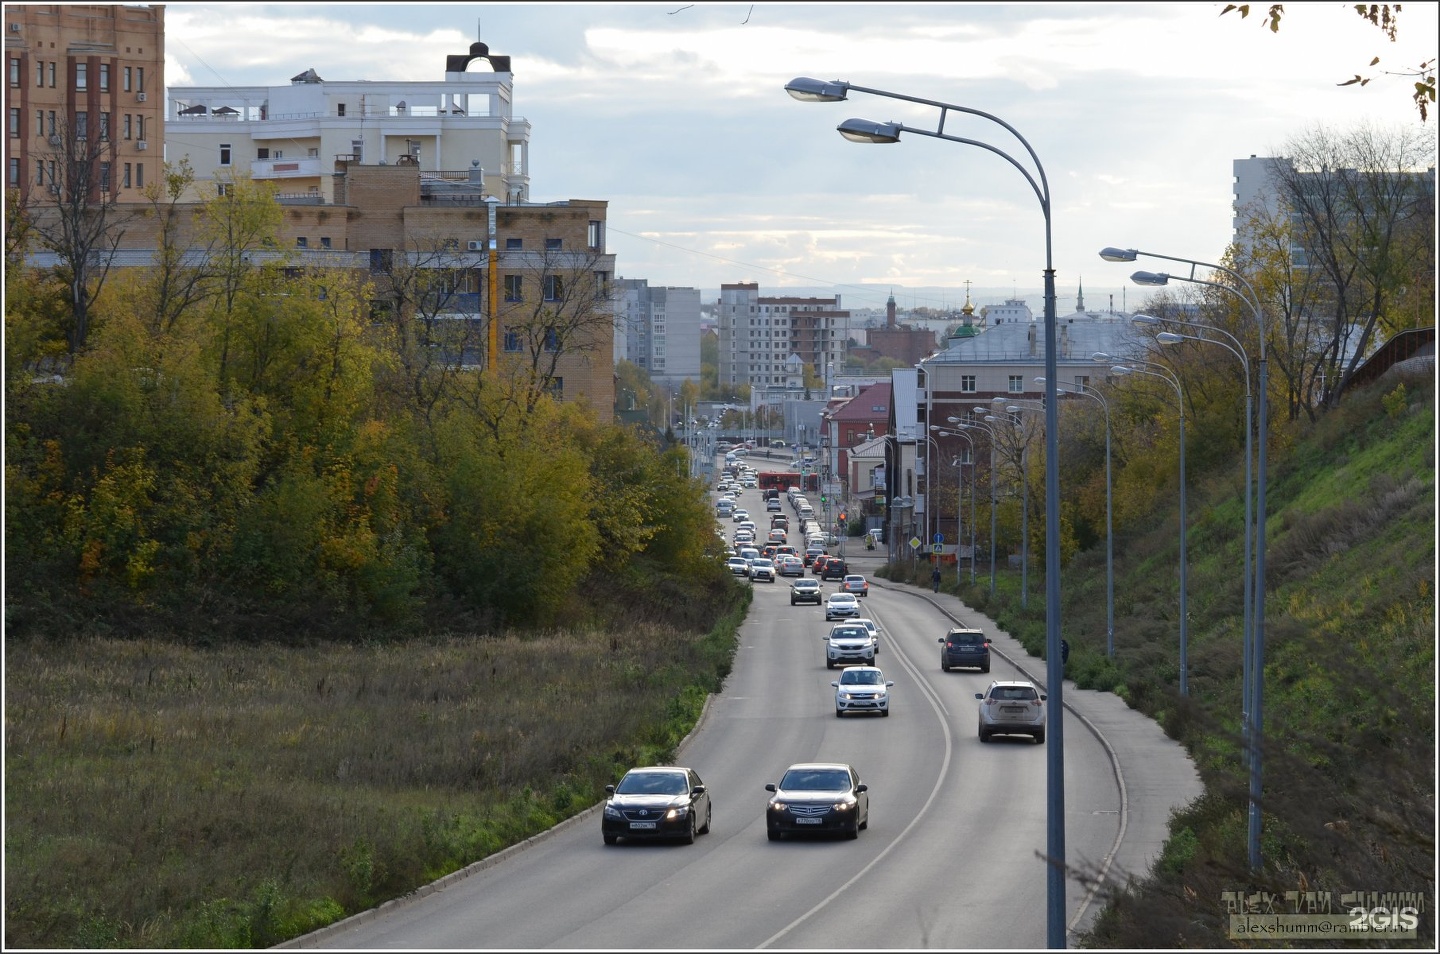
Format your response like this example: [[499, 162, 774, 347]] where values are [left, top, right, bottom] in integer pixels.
[[287, 492, 1200, 949]]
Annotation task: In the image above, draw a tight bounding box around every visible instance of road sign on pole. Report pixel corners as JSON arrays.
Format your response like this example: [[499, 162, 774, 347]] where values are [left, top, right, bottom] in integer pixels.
[[933, 533, 944, 544]]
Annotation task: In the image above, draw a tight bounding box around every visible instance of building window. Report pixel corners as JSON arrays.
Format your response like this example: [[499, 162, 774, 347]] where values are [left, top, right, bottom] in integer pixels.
[[98, 112, 109, 141], [336, 103, 345, 117], [35, 110, 42, 136], [1008, 375, 1024, 394], [99, 161, 110, 192], [593, 271, 609, 299], [960, 374, 976, 393], [543, 328, 560, 351], [219, 143, 231, 166], [36, 61, 44, 87], [74, 111, 87, 140], [47, 62, 55, 88], [9, 58, 19, 88], [136, 67, 144, 93], [256, 147, 268, 159], [588, 220, 603, 248], [215, 181, 229, 197], [47, 110, 56, 136], [135, 163, 143, 189], [543, 275, 562, 301], [504, 275, 523, 302], [505, 237, 522, 250], [8, 108, 18, 138], [123, 66, 131, 92], [8, 157, 18, 187], [75, 62, 87, 91], [546, 377, 563, 400], [123, 114, 131, 139], [136, 116, 144, 141], [1074, 375, 1090, 390], [369, 248, 393, 273], [320, 237, 331, 249], [296, 236, 307, 249], [544, 237, 562, 250], [123, 163, 131, 188], [503, 330, 522, 352], [99, 63, 109, 91]]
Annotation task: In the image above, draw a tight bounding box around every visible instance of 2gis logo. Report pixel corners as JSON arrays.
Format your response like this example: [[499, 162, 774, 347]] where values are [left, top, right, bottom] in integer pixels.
[[1348, 905, 1421, 932]]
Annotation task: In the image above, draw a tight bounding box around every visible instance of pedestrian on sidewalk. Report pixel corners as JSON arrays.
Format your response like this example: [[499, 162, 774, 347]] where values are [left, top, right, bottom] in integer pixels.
[[932, 565, 941, 593]]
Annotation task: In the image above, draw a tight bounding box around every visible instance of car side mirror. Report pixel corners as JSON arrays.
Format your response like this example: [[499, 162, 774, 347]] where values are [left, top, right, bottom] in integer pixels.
[[764, 783, 777, 793], [974, 693, 984, 700], [886, 681, 895, 687], [692, 785, 706, 796], [1040, 694, 1048, 701], [855, 783, 868, 794], [938, 637, 945, 643], [830, 682, 839, 688], [605, 785, 616, 795]]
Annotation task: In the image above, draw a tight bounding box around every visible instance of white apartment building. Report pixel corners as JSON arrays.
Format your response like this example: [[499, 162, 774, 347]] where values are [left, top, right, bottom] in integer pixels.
[[716, 282, 848, 394], [165, 42, 529, 203], [615, 279, 702, 386]]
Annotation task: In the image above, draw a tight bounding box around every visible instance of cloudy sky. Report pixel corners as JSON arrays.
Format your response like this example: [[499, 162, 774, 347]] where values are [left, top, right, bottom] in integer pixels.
[[162, 2, 1437, 315]]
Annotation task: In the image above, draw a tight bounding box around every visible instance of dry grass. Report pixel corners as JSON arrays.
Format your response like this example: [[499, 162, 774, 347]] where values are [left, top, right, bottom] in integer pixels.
[[4, 602, 744, 948]]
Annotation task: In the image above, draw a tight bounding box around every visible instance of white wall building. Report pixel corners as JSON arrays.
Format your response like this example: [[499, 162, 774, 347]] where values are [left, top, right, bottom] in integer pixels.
[[615, 279, 702, 386], [165, 43, 530, 204]]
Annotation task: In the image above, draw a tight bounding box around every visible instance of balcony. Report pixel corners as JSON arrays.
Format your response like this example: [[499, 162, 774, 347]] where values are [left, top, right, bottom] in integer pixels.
[[251, 156, 323, 180]]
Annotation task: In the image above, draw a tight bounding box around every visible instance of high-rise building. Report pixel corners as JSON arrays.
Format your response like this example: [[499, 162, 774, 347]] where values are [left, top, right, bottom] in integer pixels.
[[615, 279, 702, 387], [716, 282, 848, 394], [3, 3, 165, 203]]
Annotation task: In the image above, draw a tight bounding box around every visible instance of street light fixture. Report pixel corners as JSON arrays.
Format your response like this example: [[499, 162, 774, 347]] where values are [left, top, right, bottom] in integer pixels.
[[791, 79, 1064, 938], [1101, 245, 1270, 871], [1039, 377, 1114, 659], [1104, 355, 1190, 696], [934, 427, 978, 585]]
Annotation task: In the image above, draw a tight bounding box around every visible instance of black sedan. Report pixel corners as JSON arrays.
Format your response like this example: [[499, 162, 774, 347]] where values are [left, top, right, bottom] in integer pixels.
[[602, 766, 712, 845], [765, 762, 869, 841]]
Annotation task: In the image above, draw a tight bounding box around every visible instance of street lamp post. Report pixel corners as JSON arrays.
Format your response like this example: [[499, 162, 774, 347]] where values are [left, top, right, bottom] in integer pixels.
[[932, 426, 976, 585], [1134, 314, 1255, 745], [953, 415, 1000, 597], [1003, 401, 1046, 610], [1101, 245, 1269, 870], [1039, 377, 1114, 659], [1102, 354, 1189, 696], [791, 78, 1064, 937]]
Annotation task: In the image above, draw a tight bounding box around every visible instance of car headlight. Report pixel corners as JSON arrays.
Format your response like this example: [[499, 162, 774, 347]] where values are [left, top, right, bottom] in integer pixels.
[[769, 800, 788, 812], [832, 798, 857, 812], [665, 804, 690, 820], [604, 805, 623, 819], [838, 691, 853, 700]]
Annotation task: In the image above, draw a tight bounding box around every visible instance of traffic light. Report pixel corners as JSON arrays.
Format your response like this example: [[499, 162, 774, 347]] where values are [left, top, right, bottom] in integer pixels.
[[838, 511, 846, 522]]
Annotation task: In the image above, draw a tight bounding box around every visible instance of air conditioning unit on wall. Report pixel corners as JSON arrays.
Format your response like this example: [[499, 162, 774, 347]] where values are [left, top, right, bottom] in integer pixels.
[[136, 140, 147, 150], [47, 135, 61, 145], [467, 240, 484, 251], [136, 91, 147, 102]]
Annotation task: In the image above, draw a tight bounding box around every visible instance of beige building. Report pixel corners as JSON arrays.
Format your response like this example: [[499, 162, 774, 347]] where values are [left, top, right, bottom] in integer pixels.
[[4, 2, 166, 202]]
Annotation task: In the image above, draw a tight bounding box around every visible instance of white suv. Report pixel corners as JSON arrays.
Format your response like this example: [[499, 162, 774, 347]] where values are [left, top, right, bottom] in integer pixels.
[[975, 680, 1047, 744], [823, 621, 877, 668], [748, 558, 777, 583]]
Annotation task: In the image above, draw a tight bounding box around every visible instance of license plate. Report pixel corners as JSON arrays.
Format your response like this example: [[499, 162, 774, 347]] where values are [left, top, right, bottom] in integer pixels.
[[629, 821, 657, 829], [795, 817, 821, 825], [1002, 706, 1026, 715]]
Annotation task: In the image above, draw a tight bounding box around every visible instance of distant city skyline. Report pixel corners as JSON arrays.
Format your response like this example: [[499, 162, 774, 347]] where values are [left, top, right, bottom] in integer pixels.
[[163, 3, 1438, 313]]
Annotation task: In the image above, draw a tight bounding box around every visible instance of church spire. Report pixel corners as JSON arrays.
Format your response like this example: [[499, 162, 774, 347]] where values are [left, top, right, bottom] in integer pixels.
[[1076, 277, 1085, 312]]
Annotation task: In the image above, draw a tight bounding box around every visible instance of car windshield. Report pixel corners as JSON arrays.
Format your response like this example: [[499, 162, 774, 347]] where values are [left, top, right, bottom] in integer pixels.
[[846, 576, 864, 583], [780, 768, 851, 792], [951, 632, 984, 645], [831, 627, 867, 639], [840, 670, 882, 685], [617, 772, 689, 795], [992, 685, 1038, 701]]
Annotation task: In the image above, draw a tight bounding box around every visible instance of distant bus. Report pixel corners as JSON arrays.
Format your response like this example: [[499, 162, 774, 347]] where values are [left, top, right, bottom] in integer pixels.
[[757, 471, 818, 493]]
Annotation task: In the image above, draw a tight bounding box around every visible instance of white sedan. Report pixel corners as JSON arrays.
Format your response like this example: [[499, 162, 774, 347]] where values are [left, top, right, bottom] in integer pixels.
[[824, 592, 861, 621]]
